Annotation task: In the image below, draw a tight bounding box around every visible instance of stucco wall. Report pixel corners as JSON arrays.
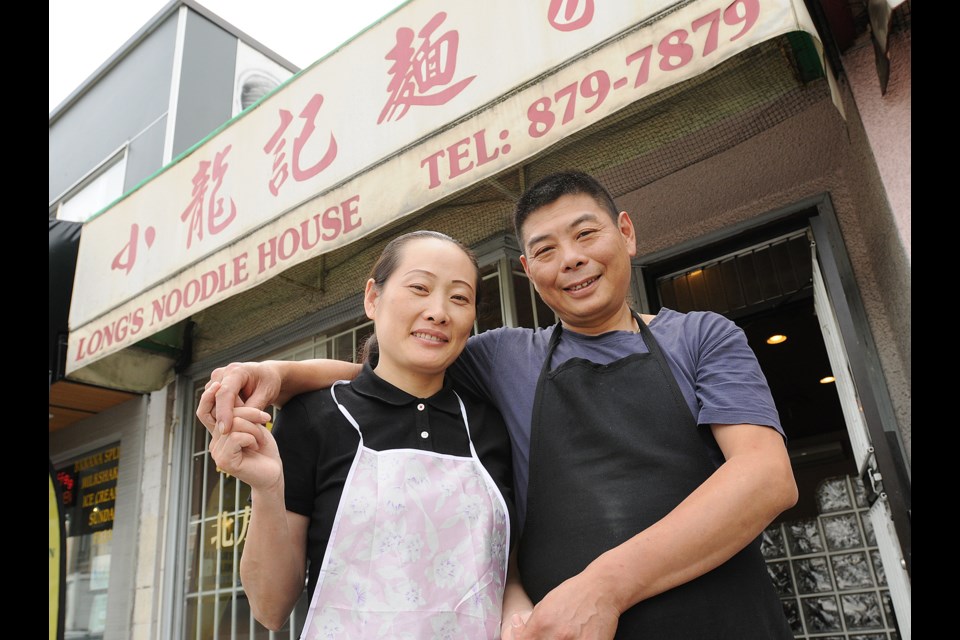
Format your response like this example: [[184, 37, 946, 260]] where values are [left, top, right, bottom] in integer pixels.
[[617, 87, 910, 465], [842, 30, 911, 257]]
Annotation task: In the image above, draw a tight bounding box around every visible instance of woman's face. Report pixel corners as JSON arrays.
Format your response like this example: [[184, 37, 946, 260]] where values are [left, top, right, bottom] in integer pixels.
[[364, 237, 477, 391]]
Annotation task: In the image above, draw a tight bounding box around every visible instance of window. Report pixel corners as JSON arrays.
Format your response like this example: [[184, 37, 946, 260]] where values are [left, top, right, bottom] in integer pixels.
[[55, 443, 122, 640], [477, 255, 555, 332], [56, 155, 127, 223], [182, 319, 376, 640], [653, 231, 812, 317], [508, 256, 556, 329], [184, 384, 309, 640]]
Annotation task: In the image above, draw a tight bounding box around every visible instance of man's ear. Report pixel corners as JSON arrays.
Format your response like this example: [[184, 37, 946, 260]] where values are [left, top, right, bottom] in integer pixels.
[[618, 211, 638, 257], [519, 254, 530, 277], [363, 278, 379, 320], [518, 254, 544, 297]]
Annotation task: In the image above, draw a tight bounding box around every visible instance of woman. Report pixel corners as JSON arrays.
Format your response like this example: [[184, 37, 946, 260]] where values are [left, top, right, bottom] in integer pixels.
[[198, 230, 530, 639]]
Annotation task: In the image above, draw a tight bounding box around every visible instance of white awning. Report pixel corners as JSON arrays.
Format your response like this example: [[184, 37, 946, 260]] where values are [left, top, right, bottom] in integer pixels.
[[67, 0, 834, 375]]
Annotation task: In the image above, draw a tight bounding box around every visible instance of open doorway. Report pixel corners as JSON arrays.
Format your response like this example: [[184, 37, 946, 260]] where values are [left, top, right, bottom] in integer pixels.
[[741, 295, 855, 516], [642, 226, 901, 639]]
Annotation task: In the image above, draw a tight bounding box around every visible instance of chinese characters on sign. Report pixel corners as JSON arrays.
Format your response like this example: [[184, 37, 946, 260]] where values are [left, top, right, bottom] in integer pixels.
[[547, 0, 596, 32], [70, 0, 826, 375], [112, 224, 156, 275], [379, 11, 476, 124], [110, 10, 480, 279], [264, 94, 339, 196], [180, 146, 238, 250], [210, 506, 252, 550]]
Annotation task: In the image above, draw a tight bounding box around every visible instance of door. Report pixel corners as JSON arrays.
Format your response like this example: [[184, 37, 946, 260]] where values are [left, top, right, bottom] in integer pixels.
[[809, 225, 911, 638], [638, 210, 910, 639]]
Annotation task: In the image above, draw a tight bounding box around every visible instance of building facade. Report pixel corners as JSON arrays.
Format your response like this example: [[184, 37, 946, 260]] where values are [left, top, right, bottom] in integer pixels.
[[49, 2, 297, 638], [49, 1, 910, 639]]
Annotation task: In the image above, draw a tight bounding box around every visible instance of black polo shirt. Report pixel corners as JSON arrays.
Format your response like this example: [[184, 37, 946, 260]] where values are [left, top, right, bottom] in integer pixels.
[[271, 362, 517, 599]]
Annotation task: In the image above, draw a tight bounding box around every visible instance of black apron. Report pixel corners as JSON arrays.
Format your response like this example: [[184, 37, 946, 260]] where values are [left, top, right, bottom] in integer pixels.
[[518, 313, 793, 639]]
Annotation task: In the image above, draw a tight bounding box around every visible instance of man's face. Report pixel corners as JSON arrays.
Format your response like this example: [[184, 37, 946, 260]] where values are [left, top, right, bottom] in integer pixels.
[[519, 193, 637, 335]]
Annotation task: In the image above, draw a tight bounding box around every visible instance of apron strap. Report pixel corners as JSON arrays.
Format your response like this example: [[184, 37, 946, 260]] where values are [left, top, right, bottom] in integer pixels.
[[330, 380, 362, 438]]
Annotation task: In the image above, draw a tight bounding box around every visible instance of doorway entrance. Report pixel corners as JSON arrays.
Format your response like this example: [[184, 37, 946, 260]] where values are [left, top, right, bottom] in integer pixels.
[[640, 223, 904, 639]]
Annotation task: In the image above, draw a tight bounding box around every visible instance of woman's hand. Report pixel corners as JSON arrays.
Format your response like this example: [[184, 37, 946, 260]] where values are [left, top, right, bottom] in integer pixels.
[[205, 387, 280, 490]]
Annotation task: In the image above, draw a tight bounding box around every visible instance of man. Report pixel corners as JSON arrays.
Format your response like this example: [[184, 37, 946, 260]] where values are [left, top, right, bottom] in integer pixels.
[[198, 170, 798, 639]]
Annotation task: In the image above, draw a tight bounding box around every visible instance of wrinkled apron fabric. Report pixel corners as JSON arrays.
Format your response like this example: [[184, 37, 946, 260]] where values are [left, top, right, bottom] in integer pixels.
[[518, 314, 792, 639], [299, 382, 510, 640]]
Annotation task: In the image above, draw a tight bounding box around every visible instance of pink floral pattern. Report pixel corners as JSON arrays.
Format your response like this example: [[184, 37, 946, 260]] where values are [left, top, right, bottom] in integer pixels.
[[301, 392, 509, 639]]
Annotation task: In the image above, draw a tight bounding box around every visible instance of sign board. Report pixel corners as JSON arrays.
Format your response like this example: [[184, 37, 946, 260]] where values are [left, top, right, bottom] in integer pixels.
[[68, 0, 829, 373], [57, 444, 121, 537]]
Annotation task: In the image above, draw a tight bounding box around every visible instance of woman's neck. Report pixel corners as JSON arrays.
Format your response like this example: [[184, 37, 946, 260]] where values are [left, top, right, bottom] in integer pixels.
[[373, 362, 443, 398]]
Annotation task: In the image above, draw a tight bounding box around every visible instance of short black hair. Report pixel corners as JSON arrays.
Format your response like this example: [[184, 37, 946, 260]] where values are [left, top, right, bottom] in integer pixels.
[[513, 170, 619, 250]]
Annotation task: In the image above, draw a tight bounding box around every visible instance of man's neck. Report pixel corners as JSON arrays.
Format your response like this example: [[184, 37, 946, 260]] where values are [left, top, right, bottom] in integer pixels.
[[560, 306, 638, 336]]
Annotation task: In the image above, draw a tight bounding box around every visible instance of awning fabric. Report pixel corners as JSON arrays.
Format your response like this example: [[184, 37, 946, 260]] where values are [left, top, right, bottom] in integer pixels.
[[64, 0, 836, 385], [49, 219, 82, 380]]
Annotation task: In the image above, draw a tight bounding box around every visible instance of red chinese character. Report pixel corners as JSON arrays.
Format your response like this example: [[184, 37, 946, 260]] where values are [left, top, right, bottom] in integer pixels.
[[180, 145, 238, 248], [56, 470, 74, 492], [263, 94, 338, 196], [547, 0, 595, 32], [378, 11, 476, 124], [208, 146, 237, 234], [111, 223, 156, 275]]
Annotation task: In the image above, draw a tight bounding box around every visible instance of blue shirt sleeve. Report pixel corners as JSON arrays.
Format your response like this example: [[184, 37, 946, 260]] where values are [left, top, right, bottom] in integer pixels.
[[681, 311, 784, 436]]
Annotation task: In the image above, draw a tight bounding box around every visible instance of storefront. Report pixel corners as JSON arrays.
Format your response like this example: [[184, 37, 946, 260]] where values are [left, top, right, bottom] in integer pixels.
[[52, 1, 910, 638]]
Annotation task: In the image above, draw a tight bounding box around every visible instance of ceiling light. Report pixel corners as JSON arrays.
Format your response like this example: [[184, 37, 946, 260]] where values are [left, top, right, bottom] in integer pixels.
[[766, 334, 787, 345], [820, 375, 836, 384]]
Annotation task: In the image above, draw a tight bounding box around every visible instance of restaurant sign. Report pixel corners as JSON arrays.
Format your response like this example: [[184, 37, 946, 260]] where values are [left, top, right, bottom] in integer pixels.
[[67, 0, 829, 373], [56, 443, 121, 536]]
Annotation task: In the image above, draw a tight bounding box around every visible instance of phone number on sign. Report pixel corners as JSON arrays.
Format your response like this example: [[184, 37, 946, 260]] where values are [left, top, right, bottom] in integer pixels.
[[526, 0, 761, 138]]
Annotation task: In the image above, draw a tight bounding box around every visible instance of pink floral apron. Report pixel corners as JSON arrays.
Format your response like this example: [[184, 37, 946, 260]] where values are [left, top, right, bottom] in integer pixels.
[[299, 381, 510, 640]]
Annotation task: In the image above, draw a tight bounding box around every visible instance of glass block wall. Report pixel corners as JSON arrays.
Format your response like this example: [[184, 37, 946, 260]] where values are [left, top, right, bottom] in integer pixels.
[[762, 475, 900, 639]]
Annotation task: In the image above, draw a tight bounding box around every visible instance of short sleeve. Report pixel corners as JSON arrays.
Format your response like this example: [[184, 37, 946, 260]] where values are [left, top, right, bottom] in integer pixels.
[[692, 312, 784, 436], [271, 394, 320, 516]]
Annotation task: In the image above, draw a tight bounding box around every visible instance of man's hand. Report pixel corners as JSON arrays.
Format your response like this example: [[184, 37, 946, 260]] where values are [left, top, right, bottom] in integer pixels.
[[514, 573, 620, 640], [206, 401, 280, 490], [501, 610, 533, 640], [196, 362, 282, 435]]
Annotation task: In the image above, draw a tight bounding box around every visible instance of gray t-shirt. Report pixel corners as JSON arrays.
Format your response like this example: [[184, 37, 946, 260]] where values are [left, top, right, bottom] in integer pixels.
[[448, 307, 783, 525]]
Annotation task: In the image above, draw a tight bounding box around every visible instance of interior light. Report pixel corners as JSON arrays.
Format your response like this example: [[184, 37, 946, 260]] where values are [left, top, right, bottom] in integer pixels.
[[766, 334, 787, 345], [820, 376, 836, 384]]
